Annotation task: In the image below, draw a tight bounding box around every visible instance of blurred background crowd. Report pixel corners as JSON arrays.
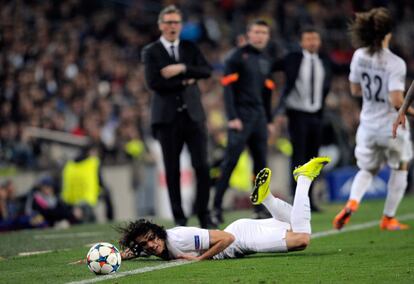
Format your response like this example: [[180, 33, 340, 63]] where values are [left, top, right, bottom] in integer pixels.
[[1, 0, 414, 230]]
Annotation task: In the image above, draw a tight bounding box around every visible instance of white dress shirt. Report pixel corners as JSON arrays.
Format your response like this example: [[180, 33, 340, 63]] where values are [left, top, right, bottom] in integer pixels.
[[160, 36, 180, 61], [285, 49, 325, 113]]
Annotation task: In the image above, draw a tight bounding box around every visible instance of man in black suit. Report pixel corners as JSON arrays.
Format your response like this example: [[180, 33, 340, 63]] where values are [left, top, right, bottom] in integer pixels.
[[274, 26, 332, 212], [141, 5, 215, 228]]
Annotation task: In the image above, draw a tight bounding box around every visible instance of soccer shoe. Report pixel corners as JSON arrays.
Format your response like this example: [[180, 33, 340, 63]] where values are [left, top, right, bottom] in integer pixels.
[[293, 156, 331, 182], [333, 199, 359, 230], [250, 168, 272, 205], [380, 216, 410, 231]]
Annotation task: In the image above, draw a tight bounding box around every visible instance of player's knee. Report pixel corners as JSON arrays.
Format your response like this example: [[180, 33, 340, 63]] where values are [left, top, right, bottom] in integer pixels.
[[287, 233, 310, 251]]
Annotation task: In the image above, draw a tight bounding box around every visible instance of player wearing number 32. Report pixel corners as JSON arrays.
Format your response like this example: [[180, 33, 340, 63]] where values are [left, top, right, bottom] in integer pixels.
[[333, 8, 411, 231]]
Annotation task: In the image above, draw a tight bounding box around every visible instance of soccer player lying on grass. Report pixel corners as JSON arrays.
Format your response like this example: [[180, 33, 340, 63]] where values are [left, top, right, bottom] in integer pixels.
[[118, 157, 330, 261]]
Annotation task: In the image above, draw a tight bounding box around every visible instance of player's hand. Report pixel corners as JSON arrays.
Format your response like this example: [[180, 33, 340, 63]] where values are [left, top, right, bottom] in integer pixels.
[[274, 114, 287, 127], [267, 123, 276, 137], [177, 254, 200, 261], [183, 78, 196, 86], [120, 248, 136, 260], [161, 64, 186, 79], [228, 119, 243, 131], [392, 111, 406, 138]]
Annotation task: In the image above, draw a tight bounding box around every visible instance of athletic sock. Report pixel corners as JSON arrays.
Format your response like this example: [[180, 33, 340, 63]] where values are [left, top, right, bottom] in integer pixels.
[[262, 194, 292, 223], [349, 170, 373, 203], [290, 176, 312, 234], [383, 169, 408, 217]]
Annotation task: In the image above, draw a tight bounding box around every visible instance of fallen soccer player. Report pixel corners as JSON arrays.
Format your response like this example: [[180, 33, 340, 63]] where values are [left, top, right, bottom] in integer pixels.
[[118, 157, 331, 261]]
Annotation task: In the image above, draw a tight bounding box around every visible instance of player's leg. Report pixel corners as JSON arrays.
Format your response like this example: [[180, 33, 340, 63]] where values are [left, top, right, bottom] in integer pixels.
[[286, 156, 331, 251], [250, 157, 330, 224], [380, 135, 412, 230], [381, 167, 409, 230], [250, 168, 292, 223], [242, 157, 330, 254], [333, 127, 378, 230]]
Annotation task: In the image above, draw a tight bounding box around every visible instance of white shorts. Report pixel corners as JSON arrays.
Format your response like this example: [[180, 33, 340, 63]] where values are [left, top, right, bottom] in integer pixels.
[[213, 218, 290, 259], [355, 124, 412, 170]]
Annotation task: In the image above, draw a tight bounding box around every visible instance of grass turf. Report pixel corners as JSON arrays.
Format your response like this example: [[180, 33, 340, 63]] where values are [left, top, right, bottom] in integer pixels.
[[0, 196, 413, 284]]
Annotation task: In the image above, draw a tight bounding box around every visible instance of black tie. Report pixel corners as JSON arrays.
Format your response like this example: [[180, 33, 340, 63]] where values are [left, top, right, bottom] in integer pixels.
[[310, 57, 315, 105], [170, 45, 177, 61]]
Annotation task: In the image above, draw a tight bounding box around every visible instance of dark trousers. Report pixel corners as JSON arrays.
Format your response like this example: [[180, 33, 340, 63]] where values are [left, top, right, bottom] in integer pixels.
[[154, 111, 210, 225], [214, 114, 268, 212], [287, 109, 323, 208]]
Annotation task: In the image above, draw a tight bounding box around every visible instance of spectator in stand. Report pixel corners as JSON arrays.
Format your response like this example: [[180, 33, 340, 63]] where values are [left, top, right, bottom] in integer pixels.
[[25, 176, 83, 227], [61, 144, 114, 222], [0, 180, 47, 232]]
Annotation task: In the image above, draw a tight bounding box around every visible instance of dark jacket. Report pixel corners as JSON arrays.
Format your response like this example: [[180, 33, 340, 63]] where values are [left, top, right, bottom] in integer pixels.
[[274, 51, 332, 115], [141, 40, 212, 125], [222, 44, 276, 122]]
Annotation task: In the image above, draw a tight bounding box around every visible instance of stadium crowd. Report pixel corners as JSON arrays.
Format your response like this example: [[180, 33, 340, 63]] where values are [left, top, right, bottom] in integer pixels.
[[2, 0, 414, 169], [1, 0, 414, 230]]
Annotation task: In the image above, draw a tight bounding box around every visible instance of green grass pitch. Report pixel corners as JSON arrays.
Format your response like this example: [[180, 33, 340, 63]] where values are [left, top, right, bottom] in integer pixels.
[[0, 196, 413, 284]]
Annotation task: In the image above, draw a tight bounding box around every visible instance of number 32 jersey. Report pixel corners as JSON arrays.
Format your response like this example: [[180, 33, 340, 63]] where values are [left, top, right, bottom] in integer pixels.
[[349, 47, 406, 131]]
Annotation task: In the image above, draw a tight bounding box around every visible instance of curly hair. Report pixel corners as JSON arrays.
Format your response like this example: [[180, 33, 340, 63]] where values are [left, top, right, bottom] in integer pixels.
[[117, 219, 167, 257], [350, 7, 393, 55]]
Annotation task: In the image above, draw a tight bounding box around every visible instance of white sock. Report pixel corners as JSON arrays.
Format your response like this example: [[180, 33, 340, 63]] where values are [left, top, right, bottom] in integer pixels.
[[262, 194, 292, 223], [383, 169, 408, 217], [349, 170, 373, 203], [290, 176, 312, 234]]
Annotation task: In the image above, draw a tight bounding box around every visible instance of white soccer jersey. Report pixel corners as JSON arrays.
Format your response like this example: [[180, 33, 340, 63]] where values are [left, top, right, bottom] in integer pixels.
[[165, 218, 290, 260], [165, 227, 210, 259], [349, 47, 406, 131]]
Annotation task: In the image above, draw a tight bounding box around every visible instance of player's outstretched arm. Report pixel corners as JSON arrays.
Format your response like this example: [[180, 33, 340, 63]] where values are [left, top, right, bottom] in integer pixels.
[[68, 248, 137, 265], [350, 82, 362, 97], [393, 81, 414, 138], [177, 230, 235, 261]]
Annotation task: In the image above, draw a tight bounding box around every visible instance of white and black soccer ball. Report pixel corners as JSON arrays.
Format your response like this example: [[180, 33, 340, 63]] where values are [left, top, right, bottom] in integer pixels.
[[86, 242, 121, 275]]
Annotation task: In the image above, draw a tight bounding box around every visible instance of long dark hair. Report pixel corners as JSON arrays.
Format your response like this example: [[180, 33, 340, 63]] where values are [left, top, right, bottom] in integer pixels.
[[350, 7, 393, 55], [117, 219, 168, 257]]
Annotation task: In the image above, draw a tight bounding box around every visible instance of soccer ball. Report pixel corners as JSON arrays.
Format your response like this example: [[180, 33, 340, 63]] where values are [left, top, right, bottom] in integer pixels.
[[86, 242, 121, 275]]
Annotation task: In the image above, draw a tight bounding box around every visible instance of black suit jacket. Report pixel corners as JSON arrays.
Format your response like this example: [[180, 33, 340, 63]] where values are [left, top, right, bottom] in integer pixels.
[[141, 40, 212, 126], [274, 51, 332, 115]]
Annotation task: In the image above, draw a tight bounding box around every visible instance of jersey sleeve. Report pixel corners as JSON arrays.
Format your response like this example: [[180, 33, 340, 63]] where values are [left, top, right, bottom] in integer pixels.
[[388, 58, 406, 92], [348, 50, 361, 83], [173, 227, 210, 251]]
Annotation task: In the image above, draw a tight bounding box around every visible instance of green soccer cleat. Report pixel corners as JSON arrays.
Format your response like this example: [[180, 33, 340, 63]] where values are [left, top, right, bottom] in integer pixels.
[[250, 168, 272, 205], [293, 157, 331, 181]]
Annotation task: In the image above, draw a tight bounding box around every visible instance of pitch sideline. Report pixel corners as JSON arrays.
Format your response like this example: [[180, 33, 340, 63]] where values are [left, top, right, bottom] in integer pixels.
[[66, 213, 414, 284]]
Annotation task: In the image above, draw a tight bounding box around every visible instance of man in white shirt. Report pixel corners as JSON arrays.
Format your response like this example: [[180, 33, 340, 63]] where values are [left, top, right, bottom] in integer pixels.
[[273, 26, 332, 212], [333, 7, 411, 231], [119, 157, 330, 261]]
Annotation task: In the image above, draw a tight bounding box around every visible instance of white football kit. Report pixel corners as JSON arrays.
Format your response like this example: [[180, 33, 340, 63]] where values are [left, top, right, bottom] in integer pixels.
[[349, 47, 412, 170], [165, 218, 290, 260]]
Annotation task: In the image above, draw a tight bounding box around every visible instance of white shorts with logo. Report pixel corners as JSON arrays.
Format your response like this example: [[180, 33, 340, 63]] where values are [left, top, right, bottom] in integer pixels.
[[355, 124, 412, 171], [213, 218, 290, 259]]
